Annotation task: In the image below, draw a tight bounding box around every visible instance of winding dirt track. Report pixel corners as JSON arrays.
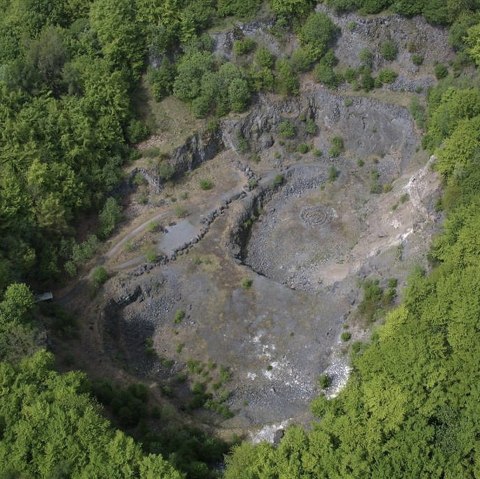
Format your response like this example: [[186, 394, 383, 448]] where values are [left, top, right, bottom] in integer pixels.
[[105, 210, 170, 260]]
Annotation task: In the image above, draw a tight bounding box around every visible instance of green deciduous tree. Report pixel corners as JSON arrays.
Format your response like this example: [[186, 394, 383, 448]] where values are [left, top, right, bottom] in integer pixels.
[[229, 78, 251, 112], [299, 12, 338, 61], [90, 0, 145, 78], [270, 0, 315, 17], [0, 350, 183, 478], [99, 197, 122, 239]]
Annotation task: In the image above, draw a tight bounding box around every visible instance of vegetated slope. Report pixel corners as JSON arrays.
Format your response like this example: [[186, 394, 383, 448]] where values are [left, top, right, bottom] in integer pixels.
[[224, 43, 480, 479]]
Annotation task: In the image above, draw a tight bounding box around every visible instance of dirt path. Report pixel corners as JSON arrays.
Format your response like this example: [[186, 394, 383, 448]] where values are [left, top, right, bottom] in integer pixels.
[[105, 165, 283, 272], [105, 210, 170, 260]]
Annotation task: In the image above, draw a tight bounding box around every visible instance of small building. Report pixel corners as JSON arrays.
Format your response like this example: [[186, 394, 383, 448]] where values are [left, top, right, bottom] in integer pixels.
[[35, 292, 53, 303]]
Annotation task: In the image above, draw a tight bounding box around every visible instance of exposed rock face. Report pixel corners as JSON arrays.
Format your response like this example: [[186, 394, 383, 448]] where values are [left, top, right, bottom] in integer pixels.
[[136, 85, 417, 206], [211, 18, 298, 60], [222, 88, 417, 174], [132, 129, 224, 193], [169, 129, 224, 175], [316, 4, 454, 71], [129, 167, 163, 193]]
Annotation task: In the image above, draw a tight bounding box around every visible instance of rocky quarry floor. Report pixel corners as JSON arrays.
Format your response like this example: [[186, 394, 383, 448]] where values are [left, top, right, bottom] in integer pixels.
[[59, 7, 450, 439]]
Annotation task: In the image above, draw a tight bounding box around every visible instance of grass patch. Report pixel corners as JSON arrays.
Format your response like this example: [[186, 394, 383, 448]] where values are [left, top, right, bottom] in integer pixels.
[[297, 143, 310, 154], [147, 221, 160, 233], [273, 174, 284, 186], [174, 204, 188, 218], [329, 136, 344, 158], [278, 120, 296, 139], [145, 247, 157, 263], [174, 309, 186, 324], [199, 178, 214, 190], [328, 165, 340, 182]]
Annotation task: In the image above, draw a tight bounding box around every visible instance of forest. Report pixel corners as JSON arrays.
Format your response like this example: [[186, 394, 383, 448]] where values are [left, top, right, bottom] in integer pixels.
[[2, 0, 480, 477]]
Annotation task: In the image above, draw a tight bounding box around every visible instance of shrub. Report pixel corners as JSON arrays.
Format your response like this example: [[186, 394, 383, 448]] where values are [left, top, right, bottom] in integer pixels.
[[380, 40, 398, 61], [351, 340, 363, 355], [434, 63, 448, 79], [228, 77, 251, 112], [145, 338, 157, 357], [254, 47, 275, 69], [329, 136, 344, 157], [174, 205, 188, 218], [297, 143, 310, 154], [192, 95, 211, 118], [92, 267, 109, 288], [126, 119, 149, 144], [344, 67, 358, 83], [98, 197, 122, 239], [359, 48, 373, 68], [174, 310, 186, 324], [237, 133, 249, 153], [276, 59, 299, 96], [314, 62, 340, 89], [412, 54, 424, 66], [199, 179, 214, 190], [147, 221, 159, 233], [410, 97, 426, 129], [377, 68, 398, 84], [318, 374, 331, 389], [145, 247, 157, 263], [217, 0, 261, 18], [133, 173, 147, 188], [147, 59, 176, 101], [233, 38, 256, 56], [341, 331, 352, 342], [241, 277, 253, 289], [173, 51, 215, 102], [252, 67, 275, 92], [299, 12, 338, 61], [388, 278, 398, 289], [270, 0, 316, 18], [157, 161, 175, 181], [305, 118, 317, 135], [290, 48, 315, 72], [370, 170, 381, 194], [328, 165, 340, 181], [273, 174, 285, 186], [360, 70, 375, 91], [358, 278, 383, 321], [278, 120, 296, 138], [71, 235, 99, 267]]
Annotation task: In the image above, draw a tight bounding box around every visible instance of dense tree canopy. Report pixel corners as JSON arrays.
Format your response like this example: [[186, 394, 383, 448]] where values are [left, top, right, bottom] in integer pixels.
[[0, 350, 183, 478], [2, 0, 480, 477]]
